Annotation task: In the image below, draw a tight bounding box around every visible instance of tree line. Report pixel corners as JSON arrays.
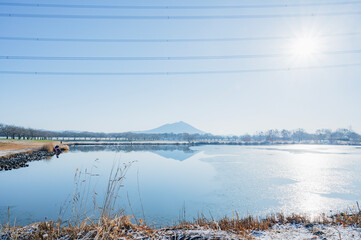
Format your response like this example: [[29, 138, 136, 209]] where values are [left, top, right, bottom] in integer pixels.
[[0, 123, 360, 144], [236, 128, 361, 144], [0, 123, 215, 142]]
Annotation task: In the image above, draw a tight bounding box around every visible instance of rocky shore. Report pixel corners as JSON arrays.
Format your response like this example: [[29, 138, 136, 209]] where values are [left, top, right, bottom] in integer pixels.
[[0, 150, 54, 171]]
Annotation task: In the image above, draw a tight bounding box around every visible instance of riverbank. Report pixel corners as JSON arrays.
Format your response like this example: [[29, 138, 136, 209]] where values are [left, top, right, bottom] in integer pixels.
[[0, 140, 69, 157], [64, 140, 361, 146], [0, 140, 50, 158], [1, 211, 361, 239], [0, 140, 69, 171], [0, 150, 54, 171]]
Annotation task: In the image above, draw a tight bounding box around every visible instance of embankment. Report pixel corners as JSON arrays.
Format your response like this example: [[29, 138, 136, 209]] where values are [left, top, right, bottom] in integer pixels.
[[0, 140, 69, 171], [0, 150, 54, 171]]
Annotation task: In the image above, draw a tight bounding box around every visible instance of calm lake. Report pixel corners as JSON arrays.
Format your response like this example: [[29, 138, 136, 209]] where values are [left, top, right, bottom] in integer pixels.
[[1, 144, 361, 226]]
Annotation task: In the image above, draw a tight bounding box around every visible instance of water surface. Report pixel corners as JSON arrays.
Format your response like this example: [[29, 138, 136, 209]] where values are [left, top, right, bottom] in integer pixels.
[[1, 144, 361, 226]]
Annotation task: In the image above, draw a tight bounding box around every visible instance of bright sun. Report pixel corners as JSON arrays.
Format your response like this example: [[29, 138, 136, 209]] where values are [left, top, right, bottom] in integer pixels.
[[290, 36, 321, 58]]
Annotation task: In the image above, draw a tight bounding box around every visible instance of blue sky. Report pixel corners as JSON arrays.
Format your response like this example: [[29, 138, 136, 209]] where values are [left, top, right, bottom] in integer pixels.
[[0, 0, 361, 135]]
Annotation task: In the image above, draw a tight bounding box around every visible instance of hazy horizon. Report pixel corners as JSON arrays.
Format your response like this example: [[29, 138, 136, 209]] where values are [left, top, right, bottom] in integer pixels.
[[0, 119, 358, 136]]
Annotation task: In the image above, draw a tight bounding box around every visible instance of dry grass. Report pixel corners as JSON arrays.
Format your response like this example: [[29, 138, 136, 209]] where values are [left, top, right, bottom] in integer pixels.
[[329, 204, 361, 227], [40, 142, 54, 152], [0, 140, 69, 156], [39, 142, 69, 153], [0, 141, 45, 151], [2, 210, 361, 240], [0, 215, 143, 240], [61, 145, 70, 151], [177, 212, 312, 234]]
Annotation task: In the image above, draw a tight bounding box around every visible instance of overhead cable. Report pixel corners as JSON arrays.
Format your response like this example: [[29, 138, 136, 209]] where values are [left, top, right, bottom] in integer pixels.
[[1, 1, 361, 9], [1, 49, 361, 61], [0, 32, 360, 43], [1, 12, 360, 20], [1, 63, 360, 76]]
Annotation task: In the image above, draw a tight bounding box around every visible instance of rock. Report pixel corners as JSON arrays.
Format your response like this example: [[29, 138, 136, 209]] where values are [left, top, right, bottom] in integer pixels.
[[314, 230, 324, 236], [0, 150, 55, 172], [305, 223, 314, 228], [252, 231, 263, 236]]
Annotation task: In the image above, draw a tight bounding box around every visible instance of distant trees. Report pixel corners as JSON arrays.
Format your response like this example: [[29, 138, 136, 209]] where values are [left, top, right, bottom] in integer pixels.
[[312, 128, 361, 143], [0, 123, 360, 144], [292, 128, 307, 142], [0, 124, 7, 139], [0, 124, 53, 140], [281, 129, 291, 141], [315, 129, 332, 142], [266, 129, 280, 143], [254, 131, 265, 142], [242, 134, 251, 142], [0, 125, 18, 139], [237, 128, 360, 144]]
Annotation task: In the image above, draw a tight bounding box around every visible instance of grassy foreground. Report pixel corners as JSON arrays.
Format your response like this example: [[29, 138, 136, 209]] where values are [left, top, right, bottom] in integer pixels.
[[0, 140, 69, 157], [1, 210, 361, 239]]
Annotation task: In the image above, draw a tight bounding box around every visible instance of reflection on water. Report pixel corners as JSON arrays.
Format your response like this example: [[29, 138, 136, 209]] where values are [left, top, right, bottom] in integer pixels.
[[71, 145, 199, 161], [1, 144, 361, 226]]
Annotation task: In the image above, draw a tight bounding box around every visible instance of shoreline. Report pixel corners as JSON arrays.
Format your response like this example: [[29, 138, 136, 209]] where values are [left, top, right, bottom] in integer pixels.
[[1, 139, 360, 149], [65, 140, 361, 146], [0, 141, 69, 171], [0, 150, 54, 171], [1, 211, 361, 239]]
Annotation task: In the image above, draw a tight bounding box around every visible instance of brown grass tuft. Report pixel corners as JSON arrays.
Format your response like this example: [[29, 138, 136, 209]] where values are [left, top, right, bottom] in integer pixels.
[[61, 145, 70, 151], [40, 143, 54, 152], [3, 206, 361, 239], [3, 210, 360, 240]]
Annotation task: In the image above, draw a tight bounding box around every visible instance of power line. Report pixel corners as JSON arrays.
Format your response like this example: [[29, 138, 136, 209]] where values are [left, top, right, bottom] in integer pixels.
[[0, 54, 283, 61], [1, 50, 361, 61], [0, 11, 360, 20], [1, 1, 361, 9], [0, 32, 360, 43], [1, 63, 360, 76]]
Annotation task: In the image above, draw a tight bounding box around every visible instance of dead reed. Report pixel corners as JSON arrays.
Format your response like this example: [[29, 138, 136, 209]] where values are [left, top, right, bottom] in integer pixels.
[[40, 142, 54, 152], [3, 205, 361, 240], [3, 209, 361, 240], [39, 142, 69, 153]]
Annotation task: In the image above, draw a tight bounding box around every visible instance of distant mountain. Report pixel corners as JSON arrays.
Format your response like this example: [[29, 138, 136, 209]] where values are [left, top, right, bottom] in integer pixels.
[[139, 121, 205, 134], [151, 149, 200, 161]]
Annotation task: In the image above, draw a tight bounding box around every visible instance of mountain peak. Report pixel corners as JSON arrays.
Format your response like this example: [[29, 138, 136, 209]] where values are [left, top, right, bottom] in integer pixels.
[[140, 121, 205, 134]]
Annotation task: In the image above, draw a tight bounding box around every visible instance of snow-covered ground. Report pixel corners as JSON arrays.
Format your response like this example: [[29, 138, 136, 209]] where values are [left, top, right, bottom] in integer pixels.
[[253, 223, 361, 240], [2, 223, 361, 240]]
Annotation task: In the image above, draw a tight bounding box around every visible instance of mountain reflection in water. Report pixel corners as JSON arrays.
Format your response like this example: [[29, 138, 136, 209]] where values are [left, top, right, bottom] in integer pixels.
[[70, 145, 199, 161]]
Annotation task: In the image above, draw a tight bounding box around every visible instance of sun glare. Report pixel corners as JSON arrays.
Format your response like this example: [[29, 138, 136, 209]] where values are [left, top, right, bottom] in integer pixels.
[[290, 36, 321, 58]]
